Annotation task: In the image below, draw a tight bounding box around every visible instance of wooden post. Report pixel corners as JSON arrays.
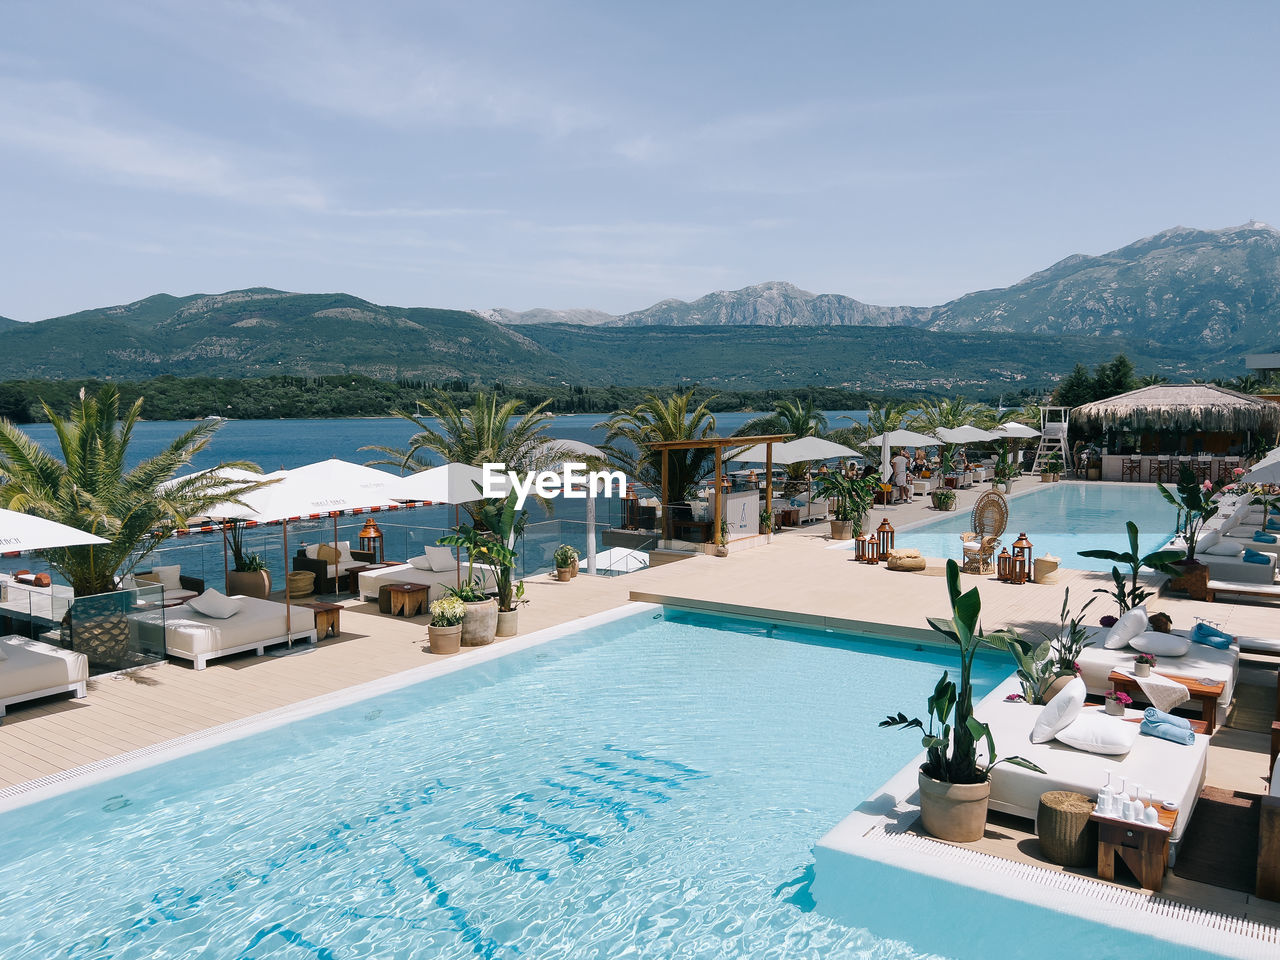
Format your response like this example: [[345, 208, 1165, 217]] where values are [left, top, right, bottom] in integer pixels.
[[661, 448, 670, 542], [713, 445, 723, 546], [765, 443, 774, 531]]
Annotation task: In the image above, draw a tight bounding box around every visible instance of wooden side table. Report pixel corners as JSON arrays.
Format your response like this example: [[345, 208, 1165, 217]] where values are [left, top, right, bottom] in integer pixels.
[[388, 584, 428, 618], [298, 601, 341, 639], [1107, 670, 1224, 734], [1091, 803, 1177, 892]]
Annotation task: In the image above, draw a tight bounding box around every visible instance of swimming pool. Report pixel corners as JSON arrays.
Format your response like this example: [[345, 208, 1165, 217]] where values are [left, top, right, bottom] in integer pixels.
[[0, 607, 1234, 959], [889, 483, 1178, 572]]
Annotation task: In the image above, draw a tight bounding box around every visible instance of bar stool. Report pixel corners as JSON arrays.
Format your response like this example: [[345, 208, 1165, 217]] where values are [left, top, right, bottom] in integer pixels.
[[1155, 456, 1174, 483], [1121, 456, 1142, 482], [1176, 456, 1193, 481], [1194, 456, 1212, 484], [1219, 457, 1240, 483], [1146, 457, 1163, 483]]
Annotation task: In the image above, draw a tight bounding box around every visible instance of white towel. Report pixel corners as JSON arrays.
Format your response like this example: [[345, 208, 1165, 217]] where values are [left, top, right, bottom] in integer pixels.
[[1120, 669, 1191, 714]]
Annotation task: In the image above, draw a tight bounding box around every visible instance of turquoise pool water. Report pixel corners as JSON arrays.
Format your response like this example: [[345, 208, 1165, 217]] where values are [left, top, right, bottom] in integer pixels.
[[888, 483, 1178, 572], [0, 609, 1005, 959], [0, 608, 1229, 959]]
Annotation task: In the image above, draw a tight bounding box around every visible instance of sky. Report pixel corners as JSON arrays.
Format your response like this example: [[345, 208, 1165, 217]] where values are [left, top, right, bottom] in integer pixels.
[[2, 0, 1278, 322]]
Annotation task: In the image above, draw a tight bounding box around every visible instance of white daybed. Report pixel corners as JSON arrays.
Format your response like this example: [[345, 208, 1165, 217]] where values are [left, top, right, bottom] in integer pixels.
[[1195, 529, 1278, 583], [977, 676, 1209, 849], [0, 634, 89, 717], [132, 594, 317, 670], [1076, 627, 1238, 728], [357, 548, 499, 604]]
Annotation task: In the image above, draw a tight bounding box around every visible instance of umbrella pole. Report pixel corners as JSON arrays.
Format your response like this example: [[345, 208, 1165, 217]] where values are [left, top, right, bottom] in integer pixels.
[[586, 490, 597, 575], [283, 519, 292, 640], [221, 524, 230, 593], [455, 504, 461, 589]]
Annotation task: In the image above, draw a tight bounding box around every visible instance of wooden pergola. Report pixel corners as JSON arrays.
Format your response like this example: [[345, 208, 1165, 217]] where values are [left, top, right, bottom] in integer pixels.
[[648, 434, 792, 543]]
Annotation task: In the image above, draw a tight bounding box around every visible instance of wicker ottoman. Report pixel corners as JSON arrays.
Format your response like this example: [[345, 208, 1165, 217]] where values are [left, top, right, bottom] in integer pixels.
[[286, 571, 315, 598], [887, 548, 927, 572], [1037, 791, 1096, 867]]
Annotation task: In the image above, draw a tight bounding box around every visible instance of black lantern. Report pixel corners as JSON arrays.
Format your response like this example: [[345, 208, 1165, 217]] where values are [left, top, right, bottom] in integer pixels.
[[876, 518, 895, 561], [1012, 532, 1032, 585]]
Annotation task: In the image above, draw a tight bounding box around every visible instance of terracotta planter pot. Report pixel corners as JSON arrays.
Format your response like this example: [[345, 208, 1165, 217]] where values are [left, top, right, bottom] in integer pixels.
[[428, 623, 461, 655], [917, 770, 991, 842], [461, 598, 498, 646], [228, 568, 272, 600], [1134, 661, 1151, 677], [570, 558, 579, 578], [760, 523, 771, 535], [1042, 675, 1074, 703], [496, 609, 519, 638], [1040, 473, 1052, 483], [1086, 467, 1101, 481], [555, 567, 572, 582], [829, 519, 854, 540]]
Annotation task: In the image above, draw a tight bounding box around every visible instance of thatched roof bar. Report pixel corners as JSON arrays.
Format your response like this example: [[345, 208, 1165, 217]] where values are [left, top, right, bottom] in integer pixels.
[[1074, 384, 1280, 433]]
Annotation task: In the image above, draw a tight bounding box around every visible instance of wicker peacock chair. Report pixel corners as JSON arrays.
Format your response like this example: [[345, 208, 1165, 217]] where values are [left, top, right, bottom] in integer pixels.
[[960, 490, 1009, 574]]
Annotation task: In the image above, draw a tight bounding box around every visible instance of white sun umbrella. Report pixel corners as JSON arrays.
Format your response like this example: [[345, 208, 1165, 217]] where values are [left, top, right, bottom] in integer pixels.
[[988, 422, 1041, 439], [863, 429, 939, 482], [210, 458, 405, 636], [0, 508, 110, 551], [594, 546, 649, 574], [933, 426, 997, 444], [1242, 456, 1280, 486]]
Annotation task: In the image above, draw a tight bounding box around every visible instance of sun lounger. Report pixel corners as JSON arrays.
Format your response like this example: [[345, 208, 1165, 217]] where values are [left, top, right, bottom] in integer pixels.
[[977, 677, 1208, 850], [0, 634, 89, 717], [1077, 628, 1237, 727], [132, 594, 316, 670], [1204, 579, 1280, 603]]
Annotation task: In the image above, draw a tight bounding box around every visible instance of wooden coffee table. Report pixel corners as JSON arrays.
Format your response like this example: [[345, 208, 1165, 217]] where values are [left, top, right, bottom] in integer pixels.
[[1107, 670, 1225, 734], [387, 584, 428, 618], [345, 563, 398, 595], [298, 601, 341, 639], [1090, 802, 1177, 892]]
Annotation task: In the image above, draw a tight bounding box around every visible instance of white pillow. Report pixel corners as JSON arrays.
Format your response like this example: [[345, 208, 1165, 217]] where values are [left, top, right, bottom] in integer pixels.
[[1198, 529, 1221, 551], [408, 555, 434, 571], [1104, 605, 1147, 649], [424, 546, 457, 572], [1031, 676, 1086, 743], [1055, 711, 1140, 755], [1129, 630, 1192, 657], [188, 588, 242, 619], [1202, 541, 1244, 557], [151, 564, 183, 592], [337, 541, 354, 561], [305, 544, 321, 560]]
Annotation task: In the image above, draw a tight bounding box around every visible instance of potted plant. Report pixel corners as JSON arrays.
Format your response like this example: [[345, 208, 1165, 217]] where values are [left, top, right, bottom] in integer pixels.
[[225, 521, 272, 599], [759, 506, 773, 535], [939, 448, 959, 489], [1080, 520, 1185, 614], [1084, 446, 1102, 481], [1158, 466, 1226, 573], [715, 517, 730, 557], [1104, 689, 1132, 716], [1008, 589, 1094, 703], [1133, 652, 1156, 678], [1046, 453, 1063, 482], [427, 596, 465, 655], [553, 544, 577, 581], [814, 471, 877, 540], [931, 488, 957, 511], [437, 525, 499, 646], [470, 490, 528, 637], [881, 561, 1045, 842]]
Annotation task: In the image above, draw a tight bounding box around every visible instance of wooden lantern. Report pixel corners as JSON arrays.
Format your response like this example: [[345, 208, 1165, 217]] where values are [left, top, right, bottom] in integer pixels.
[[854, 535, 869, 562], [1011, 532, 1032, 585], [876, 518, 895, 560], [358, 517, 384, 564], [996, 547, 1014, 583]]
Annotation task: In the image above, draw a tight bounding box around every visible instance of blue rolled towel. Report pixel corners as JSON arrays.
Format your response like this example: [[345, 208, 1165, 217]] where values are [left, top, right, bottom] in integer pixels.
[[1243, 548, 1270, 563], [1254, 531, 1278, 543], [1267, 519, 1280, 531], [1140, 719, 1196, 745], [1191, 621, 1233, 649], [1143, 706, 1190, 729]]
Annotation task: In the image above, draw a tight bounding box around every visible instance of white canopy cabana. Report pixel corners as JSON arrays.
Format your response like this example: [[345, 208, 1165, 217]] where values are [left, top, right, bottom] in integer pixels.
[[934, 426, 997, 444], [863, 429, 939, 482], [733, 436, 858, 465], [0, 509, 110, 551]]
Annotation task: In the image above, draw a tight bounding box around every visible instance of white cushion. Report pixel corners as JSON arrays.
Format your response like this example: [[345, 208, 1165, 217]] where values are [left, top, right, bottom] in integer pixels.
[[337, 541, 354, 562], [1031, 676, 1086, 743], [187, 588, 242, 619], [1202, 541, 1244, 557], [1129, 630, 1192, 657], [305, 544, 321, 560], [1055, 712, 1140, 755], [1104, 606, 1147, 649], [408, 555, 434, 571], [1198, 529, 1221, 551], [151, 564, 183, 592], [424, 546, 458, 573]]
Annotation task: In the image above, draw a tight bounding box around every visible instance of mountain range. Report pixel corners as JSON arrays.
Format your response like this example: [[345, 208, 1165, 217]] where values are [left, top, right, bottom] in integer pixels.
[[0, 222, 1275, 392]]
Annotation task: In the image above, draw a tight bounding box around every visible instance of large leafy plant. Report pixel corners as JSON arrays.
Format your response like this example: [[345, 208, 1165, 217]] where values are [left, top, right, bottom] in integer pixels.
[[813, 471, 878, 526], [1008, 588, 1094, 703], [1080, 520, 1185, 614], [881, 561, 1045, 784], [1157, 465, 1226, 561], [469, 490, 528, 612]]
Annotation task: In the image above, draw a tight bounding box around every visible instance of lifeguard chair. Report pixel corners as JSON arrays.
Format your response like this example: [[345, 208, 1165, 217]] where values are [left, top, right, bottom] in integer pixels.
[[1032, 406, 1072, 475]]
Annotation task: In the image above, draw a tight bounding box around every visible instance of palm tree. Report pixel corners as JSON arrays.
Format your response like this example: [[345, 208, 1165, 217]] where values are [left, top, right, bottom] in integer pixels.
[[365, 389, 556, 474], [911, 396, 988, 434], [734, 398, 828, 492], [1139, 373, 1170, 387], [601, 390, 717, 504], [0, 387, 262, 596]]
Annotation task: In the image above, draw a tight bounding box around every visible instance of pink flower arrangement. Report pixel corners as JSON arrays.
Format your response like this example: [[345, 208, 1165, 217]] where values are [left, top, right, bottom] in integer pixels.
[[1105, 690, 1133, 705], [1005, 693, 1025, 702], [1135, 653, 1157, 666], [1234, 467, 1245, 476]]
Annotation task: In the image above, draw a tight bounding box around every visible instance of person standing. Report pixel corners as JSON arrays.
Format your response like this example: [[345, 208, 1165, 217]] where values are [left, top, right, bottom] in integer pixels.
[[891, 451, 911, 503]]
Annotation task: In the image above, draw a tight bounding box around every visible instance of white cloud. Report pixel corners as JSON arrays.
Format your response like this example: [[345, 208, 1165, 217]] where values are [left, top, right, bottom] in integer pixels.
[[0, 76, 327, 208]]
